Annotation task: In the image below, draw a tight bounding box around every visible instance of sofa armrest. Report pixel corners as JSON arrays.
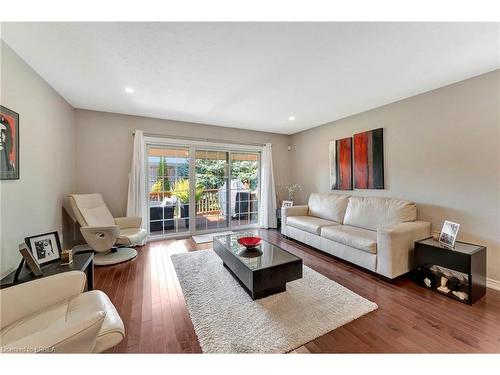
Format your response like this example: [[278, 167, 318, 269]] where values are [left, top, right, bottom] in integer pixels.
[[283, 205, 309, 218], [0, 271, 86, 330], [1, 311, 106, 353], [281, 205, 309, 235], [376, 221, 431, 278], [115, 216, 142, 230]]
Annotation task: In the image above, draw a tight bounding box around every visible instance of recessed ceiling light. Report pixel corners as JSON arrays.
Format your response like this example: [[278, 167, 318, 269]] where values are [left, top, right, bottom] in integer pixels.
[[288, 116, 296, 121], [125, 87, 135, 94]]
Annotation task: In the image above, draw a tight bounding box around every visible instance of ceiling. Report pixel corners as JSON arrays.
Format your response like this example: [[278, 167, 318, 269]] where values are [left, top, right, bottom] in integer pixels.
[[2, 22, 499, 134]]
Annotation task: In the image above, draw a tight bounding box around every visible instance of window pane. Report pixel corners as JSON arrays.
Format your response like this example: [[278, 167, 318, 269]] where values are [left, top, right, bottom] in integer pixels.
[[148, 147, 190, 236], [230, 151, 260, 229], [195, 150, 229, 232]]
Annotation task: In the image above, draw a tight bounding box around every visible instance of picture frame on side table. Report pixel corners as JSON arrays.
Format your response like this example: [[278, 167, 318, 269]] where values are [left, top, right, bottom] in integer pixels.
[[18, 243, 43, 277], [282, 200, 294, 208], [25, 231, 62, 265], [439, 220, 460, 248]]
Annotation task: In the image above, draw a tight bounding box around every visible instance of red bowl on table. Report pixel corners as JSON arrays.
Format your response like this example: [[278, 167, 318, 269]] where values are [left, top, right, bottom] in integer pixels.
[[237, 236, 262, 248]]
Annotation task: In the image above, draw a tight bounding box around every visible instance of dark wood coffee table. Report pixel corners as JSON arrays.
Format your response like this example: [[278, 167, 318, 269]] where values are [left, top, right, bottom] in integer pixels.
[[213, 233, 302, 300]]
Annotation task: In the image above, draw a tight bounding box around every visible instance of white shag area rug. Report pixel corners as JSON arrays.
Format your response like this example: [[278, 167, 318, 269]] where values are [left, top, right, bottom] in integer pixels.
[[192, 231, 234, 244], [171, 249, 378, 353]]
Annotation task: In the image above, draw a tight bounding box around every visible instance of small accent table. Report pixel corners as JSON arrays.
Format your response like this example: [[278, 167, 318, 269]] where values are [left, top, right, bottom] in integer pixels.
[[413, 238, 486, 305], [0, 248, 95, 291], [213, 233, 302, 300]]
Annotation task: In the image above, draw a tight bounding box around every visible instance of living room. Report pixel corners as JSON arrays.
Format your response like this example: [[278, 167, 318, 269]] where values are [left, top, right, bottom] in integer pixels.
[[1, 1, 499, 373]]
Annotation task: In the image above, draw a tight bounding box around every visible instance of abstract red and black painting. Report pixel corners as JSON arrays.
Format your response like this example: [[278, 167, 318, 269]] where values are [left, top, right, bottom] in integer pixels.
[[353, 128, 384, 189], [329, 137, 352, 190], [0, 105, 19, 180]]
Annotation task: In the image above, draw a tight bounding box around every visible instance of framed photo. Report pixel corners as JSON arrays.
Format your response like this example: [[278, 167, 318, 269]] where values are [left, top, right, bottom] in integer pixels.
[[18, 243, 43, 277], [0, 106, 19, 180], [25, 231, 62, 265], [282, 200, 294, 208], [439, 220, 460, 248]]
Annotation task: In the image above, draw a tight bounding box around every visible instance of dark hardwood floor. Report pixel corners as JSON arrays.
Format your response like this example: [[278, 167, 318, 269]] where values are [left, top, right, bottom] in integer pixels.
[[95, 229, 500, 353]]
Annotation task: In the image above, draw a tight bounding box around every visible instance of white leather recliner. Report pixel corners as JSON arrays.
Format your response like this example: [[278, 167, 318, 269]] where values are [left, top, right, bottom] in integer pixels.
[[69, 193, 147, 266], [0, 271, 125, 353]]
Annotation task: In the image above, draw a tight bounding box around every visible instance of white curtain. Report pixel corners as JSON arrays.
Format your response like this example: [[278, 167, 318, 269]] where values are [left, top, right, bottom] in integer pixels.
[[259, 143, 277, 228], [127, 130, 147, 244]]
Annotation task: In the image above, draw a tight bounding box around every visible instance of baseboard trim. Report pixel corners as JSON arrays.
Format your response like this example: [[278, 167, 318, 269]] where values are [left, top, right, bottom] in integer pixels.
[[486, 277, 500, 291]]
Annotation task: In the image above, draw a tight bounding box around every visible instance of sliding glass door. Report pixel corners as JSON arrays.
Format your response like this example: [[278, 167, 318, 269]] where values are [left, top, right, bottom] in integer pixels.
[[147, 147, 191, 236], [230, 152, 260, 227], [146, 140, 261, 238], [195, 150, 230, 232]]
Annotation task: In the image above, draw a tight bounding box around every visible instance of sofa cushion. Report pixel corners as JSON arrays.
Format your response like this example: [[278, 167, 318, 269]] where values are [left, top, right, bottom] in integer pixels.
[[321, 225, 377, 254], [0, 301, 69, 345], [343, 196, 417, 231], [308, 192, 350, 223], [70, 194, 115, 227], [287, 216, 339, 235]]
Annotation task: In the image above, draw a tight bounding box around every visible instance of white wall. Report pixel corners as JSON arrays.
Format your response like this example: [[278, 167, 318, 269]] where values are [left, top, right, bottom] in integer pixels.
[[290, 70, 500, 281], [0, 41, 76, 275], [74, 109, 290, 217], [2, 37, 498, 284]]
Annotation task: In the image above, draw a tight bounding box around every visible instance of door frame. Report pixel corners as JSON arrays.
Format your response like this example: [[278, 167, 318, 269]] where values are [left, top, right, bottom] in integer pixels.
[[144, 136, 263, 240]]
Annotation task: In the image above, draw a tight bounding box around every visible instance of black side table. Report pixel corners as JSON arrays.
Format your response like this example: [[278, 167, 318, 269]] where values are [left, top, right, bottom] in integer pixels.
[[0, 250, 94, 291], [413, 238, 486, 305]]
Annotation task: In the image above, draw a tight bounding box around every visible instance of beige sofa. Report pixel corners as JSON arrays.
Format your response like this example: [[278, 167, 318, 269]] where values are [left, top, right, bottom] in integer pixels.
[[281, 193, 431, 279]]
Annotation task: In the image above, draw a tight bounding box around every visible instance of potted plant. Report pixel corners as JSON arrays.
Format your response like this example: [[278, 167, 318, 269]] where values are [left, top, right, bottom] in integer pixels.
[[279, 182, 303, 205], [172, 179, 204, 227]]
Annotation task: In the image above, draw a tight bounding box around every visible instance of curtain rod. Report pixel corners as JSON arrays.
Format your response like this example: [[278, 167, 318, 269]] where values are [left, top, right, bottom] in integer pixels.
[[132, 131, 266, 147]]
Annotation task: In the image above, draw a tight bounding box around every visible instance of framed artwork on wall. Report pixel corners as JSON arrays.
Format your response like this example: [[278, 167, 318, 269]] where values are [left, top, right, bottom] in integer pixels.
[[353, 128, 384, 189], [0, 105, 19, 180], [329, 137, 352, 190]]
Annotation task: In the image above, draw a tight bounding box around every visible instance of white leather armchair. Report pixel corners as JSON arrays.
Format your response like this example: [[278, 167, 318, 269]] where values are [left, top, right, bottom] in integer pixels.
[[0, 271, 125, 353], [69, 193, 147, 265]]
